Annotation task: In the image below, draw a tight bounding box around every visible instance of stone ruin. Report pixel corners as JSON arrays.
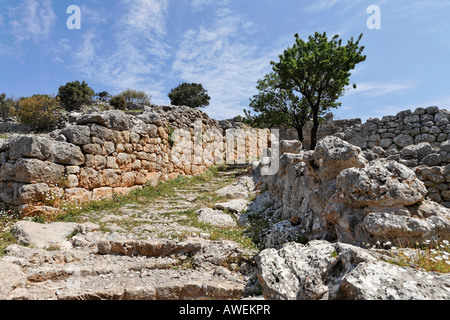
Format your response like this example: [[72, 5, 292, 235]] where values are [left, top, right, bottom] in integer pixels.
[[1, 105, 450, 300], [0, 105, 270, 216]]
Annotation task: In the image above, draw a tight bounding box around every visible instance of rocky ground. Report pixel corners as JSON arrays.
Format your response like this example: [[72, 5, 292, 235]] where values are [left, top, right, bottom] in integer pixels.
[[1, 161, 449, 300], [0, 166, 262, 300]]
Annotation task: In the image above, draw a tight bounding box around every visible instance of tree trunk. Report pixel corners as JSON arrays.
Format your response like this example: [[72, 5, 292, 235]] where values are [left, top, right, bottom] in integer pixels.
[[310, 109, 319, 150], [295, 125, 304, 143]]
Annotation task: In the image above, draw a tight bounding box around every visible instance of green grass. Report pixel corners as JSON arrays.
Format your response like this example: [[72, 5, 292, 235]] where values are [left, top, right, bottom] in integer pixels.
[[55, 166, 226, 223], [385, 240, 450, 273]]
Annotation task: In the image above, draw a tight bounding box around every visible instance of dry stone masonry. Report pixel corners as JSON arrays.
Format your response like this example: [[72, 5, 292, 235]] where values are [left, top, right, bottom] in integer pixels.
[[0, 106, 270, 216], [335, 106, 450, 207]]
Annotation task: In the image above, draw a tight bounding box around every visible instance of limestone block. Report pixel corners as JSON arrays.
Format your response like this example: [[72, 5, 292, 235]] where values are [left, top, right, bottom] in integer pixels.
[[59, 125, 91, 145], [121, 172, 136, 188], [64, 188, 92, 203], [82, 143, 103, 155], [102, 169, 121, 188], [92, 187, 114, 201], [14, 158, 65, 185], [79, 168, 102, 190]]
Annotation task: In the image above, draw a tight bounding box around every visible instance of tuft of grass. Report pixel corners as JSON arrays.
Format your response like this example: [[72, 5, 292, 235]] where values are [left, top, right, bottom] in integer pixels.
[[384, 239, 450, 273]]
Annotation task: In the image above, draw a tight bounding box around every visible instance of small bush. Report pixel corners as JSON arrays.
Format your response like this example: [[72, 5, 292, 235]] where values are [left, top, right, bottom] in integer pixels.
[[110, 95, 127, 110], [58, 80, 95, 111], [17, 95, 64, 133], [119, 89, 151, 110]]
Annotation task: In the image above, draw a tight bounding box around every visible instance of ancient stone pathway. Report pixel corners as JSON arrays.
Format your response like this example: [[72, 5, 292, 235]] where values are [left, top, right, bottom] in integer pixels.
[[0, 166, 262, 300]]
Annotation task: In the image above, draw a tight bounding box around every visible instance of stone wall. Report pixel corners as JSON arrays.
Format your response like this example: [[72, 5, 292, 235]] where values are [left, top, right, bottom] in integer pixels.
[[279, 113, 362, 150], [0, 106, 270, 215], [334, 106, 450, 206]]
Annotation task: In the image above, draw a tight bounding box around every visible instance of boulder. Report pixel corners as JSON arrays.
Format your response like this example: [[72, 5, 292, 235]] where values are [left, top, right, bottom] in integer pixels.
[[214, 199, 249, 214], [280, 140, 302, 155], [7, 136, 52, 161], [49, 140, 85, 166], [59, 125, 91, 145], [256, 240, 450, 300], [313, 136, 368, 181], [12, 221, 79, 250], [197, 208, 237, 228], [392, 134, 414, 148], [336, 160, 427, 208], [14, 158, 65, 185]]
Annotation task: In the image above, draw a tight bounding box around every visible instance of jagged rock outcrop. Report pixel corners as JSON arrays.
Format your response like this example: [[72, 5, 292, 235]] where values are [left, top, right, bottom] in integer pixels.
[[254, 136, 450, 247], [256, 240, 450, 300]]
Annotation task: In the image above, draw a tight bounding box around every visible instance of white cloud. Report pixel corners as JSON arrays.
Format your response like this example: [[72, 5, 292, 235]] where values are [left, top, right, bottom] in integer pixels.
[[347, 82, 414, 98], [171, 8, 280, 119], [190, 0, 230, 12], [305, 0, 340, 12], [9, 0, 56, 42], [73, 0, 170, 95]]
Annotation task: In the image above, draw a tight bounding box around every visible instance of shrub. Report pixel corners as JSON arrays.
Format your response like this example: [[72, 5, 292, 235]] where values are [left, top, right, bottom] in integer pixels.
[[119, 89, 151, 109], [97, 91, 110, 102], [17, 95, 64, 132], [110, 95, 127, 110], [58, 80, 95, 111], [168, 82, 210, 108]]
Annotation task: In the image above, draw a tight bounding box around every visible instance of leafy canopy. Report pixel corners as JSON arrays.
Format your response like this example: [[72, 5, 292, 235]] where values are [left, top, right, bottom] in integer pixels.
[[271, 31, 366, 149], [245, 72, 311, 141], [168, 82, 211, 108]]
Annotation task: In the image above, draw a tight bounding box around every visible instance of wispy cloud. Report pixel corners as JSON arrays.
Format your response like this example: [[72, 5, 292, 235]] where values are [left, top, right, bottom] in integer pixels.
[[171, 7, 278, 119], [347, 82, 414, 98], [8, 0, 56, 42], [73, 0, 170, 95], [305, 0, 340, 12]]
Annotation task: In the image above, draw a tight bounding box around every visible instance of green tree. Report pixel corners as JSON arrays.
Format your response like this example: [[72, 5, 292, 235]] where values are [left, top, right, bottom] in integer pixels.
[[272, 32, 366, 149], [168, 82, 210, 108], [245, 72, 312, 142], [17, 95, 64, 132], [58, 80, 95, 111], [97, 91, 110, 102]]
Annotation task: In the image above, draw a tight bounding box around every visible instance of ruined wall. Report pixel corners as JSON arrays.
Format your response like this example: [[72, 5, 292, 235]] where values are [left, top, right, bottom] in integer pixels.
[[279, 113, 362, 150], [0, 106, 270, 215], [334, 106, 450, 206]]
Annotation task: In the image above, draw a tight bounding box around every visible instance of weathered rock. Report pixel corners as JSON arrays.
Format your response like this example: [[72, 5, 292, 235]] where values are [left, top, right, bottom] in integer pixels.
[[336, 160, 427, 208], [280, 140, 302, 155], [59, 125, 91, 145], [313, 136, 368, 181], [7, 136, 52, 161], [12, 221, 79, 250], [393, 134, 414, 148], [214, 199, 249, 214], [14, 158, 65, 185], [0, 261, 27, 300], [197, 208, 237, 228], [256, 240, 450, 300], [340, 260, 450, 300]]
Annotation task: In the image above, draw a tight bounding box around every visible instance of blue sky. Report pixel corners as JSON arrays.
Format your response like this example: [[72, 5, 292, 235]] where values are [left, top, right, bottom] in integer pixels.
[[0, 0, 449, 121]]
